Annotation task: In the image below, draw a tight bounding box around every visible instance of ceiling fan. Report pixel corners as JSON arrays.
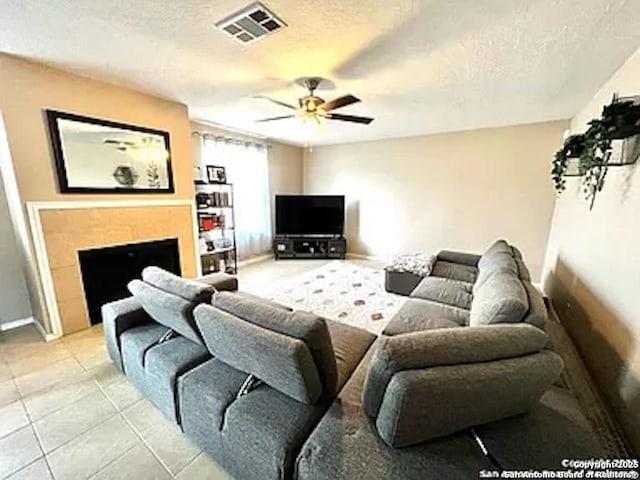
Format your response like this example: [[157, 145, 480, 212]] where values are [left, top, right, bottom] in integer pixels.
[[255, 77, 374, 126]]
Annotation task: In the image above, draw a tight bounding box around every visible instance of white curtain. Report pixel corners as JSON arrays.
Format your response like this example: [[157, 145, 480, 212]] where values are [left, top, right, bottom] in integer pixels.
[[202, 137, 271, 260]]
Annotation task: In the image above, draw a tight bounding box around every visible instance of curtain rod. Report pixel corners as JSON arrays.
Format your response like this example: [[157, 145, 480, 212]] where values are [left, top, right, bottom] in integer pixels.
[[191, 130, 271, 148]]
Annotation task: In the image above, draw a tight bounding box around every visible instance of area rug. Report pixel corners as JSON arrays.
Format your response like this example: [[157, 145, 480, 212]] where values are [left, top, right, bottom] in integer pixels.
[[248, 261, 407, 335]]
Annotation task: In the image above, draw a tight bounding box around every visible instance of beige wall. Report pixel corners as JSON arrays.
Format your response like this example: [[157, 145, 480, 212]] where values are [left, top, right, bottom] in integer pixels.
[[542, 47, 640, 453], [0, 54, 196, 335], [0, 54, 194, 203], [190, 121, 304, 236], [304, 121, 568, 280], [0, 175, 31, 325]]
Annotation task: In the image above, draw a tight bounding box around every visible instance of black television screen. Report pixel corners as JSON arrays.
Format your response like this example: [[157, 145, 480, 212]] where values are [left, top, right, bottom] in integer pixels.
[[276, 195, 345, 236]]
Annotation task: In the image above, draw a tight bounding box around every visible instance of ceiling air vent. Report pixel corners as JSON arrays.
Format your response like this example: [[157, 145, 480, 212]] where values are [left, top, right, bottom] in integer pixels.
[[216, 2, 287, 44]]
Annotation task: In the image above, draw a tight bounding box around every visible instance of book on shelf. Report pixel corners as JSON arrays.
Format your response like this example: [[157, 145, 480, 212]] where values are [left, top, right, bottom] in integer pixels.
[[196, 192, 230, 208]]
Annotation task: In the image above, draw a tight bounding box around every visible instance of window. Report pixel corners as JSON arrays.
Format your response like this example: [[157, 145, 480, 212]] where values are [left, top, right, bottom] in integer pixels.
[[202, 137, 271, 259]]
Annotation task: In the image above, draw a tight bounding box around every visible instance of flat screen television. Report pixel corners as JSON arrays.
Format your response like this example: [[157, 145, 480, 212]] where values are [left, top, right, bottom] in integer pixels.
[[276, 195, 345, 236]]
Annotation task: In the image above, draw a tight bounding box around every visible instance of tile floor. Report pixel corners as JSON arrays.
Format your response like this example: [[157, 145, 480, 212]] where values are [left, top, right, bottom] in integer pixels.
[[0, 258, 383, 480]]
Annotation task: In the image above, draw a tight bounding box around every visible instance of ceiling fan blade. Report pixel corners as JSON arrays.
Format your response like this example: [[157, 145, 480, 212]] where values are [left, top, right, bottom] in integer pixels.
[[255, 115, 296, 123], [325, 113, 374, 124], [320, 94, 361, 112], [254, 95, 297, 110]]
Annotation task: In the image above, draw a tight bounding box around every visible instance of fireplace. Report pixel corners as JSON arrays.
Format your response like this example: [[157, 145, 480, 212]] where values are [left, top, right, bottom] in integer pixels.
[[79, 238, 181, 325]]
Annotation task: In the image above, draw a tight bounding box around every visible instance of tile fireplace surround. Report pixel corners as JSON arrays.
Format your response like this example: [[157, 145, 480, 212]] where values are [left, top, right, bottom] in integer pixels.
[[26, 201, 198, 338]]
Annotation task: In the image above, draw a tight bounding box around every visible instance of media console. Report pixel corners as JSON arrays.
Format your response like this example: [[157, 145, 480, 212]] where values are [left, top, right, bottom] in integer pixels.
[[273, 236, 346, 260]]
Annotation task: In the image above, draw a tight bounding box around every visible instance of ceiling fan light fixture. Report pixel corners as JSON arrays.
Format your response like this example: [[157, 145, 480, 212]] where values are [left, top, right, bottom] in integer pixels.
[[254, 76, 374, 126]]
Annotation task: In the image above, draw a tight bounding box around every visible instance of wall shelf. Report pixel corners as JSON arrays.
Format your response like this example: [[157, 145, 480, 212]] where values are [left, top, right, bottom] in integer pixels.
[[193, 182, 237, 274]]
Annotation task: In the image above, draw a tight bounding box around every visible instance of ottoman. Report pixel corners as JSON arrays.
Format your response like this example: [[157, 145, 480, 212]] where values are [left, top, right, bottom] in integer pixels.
[[384, 253, 436, 296]]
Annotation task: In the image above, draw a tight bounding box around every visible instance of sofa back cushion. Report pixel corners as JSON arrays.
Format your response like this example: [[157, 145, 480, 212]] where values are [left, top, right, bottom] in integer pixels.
[[522, 281, 547, 328], [514, 258, 531, 281], [474, 252, 518, 294], [478, 240, 511, 268], [127, 279, 203, 345], [363, 324, 550, 418], [511, 245, 524, 259], [194, 292, 337, 404], [142, 266, 214, 303], [470, 271, 529, 326]]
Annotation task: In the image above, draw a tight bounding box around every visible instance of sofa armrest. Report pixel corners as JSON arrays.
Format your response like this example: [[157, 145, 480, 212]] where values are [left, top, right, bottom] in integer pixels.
[[437, 250, 481, 267], [375, 350, 563, 447], [363, 324, 549, 417], [101, 296, 152, 372], [195, 272, 238, 292]]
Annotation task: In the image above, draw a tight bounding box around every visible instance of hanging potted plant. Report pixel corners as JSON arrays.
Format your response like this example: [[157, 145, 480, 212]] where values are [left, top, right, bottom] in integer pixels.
[[601, 94, 640, 140], [551, 93, 640, 209], [551, 134, 586, 193]]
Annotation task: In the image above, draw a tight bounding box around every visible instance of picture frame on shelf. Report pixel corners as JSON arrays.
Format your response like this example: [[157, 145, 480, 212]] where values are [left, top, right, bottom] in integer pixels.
[[206, 165, 227, 184]]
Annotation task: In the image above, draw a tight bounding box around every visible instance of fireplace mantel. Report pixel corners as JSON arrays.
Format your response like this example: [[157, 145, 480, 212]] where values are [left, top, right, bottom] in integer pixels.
[[26, 200, 199, 339]]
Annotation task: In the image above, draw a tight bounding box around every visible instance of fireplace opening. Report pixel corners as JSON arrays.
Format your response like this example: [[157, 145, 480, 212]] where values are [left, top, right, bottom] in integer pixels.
[[79, 238, 181, 325]]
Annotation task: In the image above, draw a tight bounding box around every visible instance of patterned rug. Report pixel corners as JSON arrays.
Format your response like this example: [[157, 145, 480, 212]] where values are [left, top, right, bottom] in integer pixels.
[[249, 261, 407, 335]]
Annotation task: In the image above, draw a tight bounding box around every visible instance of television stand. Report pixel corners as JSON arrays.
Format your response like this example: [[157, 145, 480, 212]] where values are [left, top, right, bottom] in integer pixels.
[[273, 236, 346, 260]]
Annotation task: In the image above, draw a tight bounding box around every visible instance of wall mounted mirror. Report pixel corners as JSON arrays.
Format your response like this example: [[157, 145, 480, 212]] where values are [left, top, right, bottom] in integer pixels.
[[46, 110, 174, 193]]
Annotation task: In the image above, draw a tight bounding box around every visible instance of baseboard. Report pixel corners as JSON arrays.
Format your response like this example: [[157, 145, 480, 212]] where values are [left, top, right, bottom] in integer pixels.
[[32, 318, 58, 342], [0, 316, 57, 341], [0, 316, 34, 331], [238, 252, 388, 265], [237, 253, 273, 268]]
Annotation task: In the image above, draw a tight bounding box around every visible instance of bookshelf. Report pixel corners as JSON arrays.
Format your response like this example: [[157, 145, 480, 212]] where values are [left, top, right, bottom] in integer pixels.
[[194, 181, 238, 274]]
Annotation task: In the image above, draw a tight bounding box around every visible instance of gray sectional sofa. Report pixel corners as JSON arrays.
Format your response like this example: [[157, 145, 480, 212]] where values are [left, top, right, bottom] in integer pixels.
[[103, 242, 604, 480]]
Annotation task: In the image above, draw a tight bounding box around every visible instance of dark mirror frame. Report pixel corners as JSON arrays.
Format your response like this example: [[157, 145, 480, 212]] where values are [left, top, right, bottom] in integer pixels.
[[46, 110, 175, 194]]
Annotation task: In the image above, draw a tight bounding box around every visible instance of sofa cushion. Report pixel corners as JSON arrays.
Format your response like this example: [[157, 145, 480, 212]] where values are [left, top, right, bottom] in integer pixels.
[[430, 261, 477, 283], [120, 323, 169, 375], [436, 250, 480, 267], [195, 271, 239, 292], [515, 258, 532, 281], [383, 299, 467, 335], [479, 239, 512, 263], [363, 324, 550, 418], [143, 336, 210, 420], [180, 357, 331, 480], [231, 290, 292, 311], [385, 270, 423, 296], [143, 266, 214, 302], [194, 304, 323, 404], [470, 272, 528, 326], [522, 282, 547, 328], [127, 280, 203, 345], [474, 252, 519, 295], [478, 251, 518, 275], [511, 245, 524, 259], [212, 291, 337, 396], [325, 320, 376, 390], [411, 277, 473, 309], [374, 350, 563, 446]]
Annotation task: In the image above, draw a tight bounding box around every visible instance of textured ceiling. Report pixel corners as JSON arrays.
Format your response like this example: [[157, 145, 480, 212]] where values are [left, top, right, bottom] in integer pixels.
[[2, 0, 640, 145]]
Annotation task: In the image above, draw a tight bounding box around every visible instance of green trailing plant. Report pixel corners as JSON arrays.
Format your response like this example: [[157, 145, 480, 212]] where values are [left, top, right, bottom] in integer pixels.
[[551, 134, 586, 193], [579, 119, 612, 209], [551, 93, 640, 210]]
